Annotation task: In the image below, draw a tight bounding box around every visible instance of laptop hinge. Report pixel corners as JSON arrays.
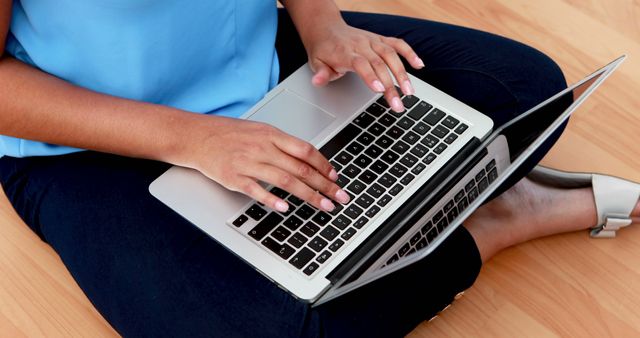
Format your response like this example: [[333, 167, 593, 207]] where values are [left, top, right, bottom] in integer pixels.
[[326, 137, 486, 283]]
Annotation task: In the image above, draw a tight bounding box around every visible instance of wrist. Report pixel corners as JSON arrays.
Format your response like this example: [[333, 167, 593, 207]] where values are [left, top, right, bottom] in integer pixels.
[[283, 0, 345, 50]]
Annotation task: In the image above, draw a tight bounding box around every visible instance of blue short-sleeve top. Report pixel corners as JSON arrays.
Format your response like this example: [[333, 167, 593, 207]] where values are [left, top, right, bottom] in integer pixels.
[[1, 0, 280, 157]]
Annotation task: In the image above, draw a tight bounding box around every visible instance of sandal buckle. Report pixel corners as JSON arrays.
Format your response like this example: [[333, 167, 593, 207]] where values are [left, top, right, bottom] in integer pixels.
[[590, 216, 633, 238]]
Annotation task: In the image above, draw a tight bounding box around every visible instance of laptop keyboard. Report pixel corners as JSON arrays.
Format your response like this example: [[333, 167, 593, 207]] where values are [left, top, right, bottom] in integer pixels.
[[230, 89, 469, 277], [381, 158, 498, 267]]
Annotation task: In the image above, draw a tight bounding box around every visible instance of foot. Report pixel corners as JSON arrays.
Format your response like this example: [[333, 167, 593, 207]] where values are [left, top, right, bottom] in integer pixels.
[[464, 177, 640, 262]]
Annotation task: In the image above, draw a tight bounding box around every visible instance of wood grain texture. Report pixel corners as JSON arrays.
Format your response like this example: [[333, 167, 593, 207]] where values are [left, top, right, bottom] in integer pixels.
[[0, 0, 638, 336]]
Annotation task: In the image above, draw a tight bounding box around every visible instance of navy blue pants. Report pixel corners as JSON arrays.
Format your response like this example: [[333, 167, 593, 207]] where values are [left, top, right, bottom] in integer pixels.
[[0, 10, 566, 338]]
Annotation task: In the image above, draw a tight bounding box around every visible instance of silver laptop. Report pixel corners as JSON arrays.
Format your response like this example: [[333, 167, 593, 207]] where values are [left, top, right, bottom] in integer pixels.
[[149, 56, 624, 305]]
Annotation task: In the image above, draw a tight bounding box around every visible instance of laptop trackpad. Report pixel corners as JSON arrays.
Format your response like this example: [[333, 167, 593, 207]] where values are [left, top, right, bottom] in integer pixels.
[[246, 90, 336, 142]]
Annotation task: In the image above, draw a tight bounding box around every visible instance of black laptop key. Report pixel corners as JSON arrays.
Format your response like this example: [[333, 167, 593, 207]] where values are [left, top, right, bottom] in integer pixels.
[[295, 204, 315, 220], [288, 232, 308, 249], [245, 204, 267, 221], [262, 237, 295, 260], [355, 194, 375, 209], [365, 205, 381, 218], [375, 135, 394, 149], [455, 189, 466, 203], [329, 239, 345, 252], [411, 163, 426, 175], [400, 154, 419, 168], [400, 173, 415, 185], [478, 177, 489, 193], [287, 195, 304, 207], [367, 102, 387, 117], [475, 168, 487, 182], [364, 144, 384, 158], [290, 247, 315, 269], [335, 151, 354, 166], [377, 194, 393, 207], [381, 150, 400, 164], [344, 204, 364, 219], [433, 210, 444, 222], [341, 227, 357, 241], [458, 197, 469, 213], [410, 232, 422, 246], [402, 95, 420, 109], [270, 187, 290, 200], [416, 238, 428, 250], [353, 154, 373, 169], [272, 226, 292, 242], [345, 141, 365, 156], [332, 215, 352, 230], [346, 180, 366, 195], [399, 243, 410, 256], [433, 143, 447, 155], [397, 117, 415, 130], [353, 112, 376, 129], [303, 262, 320, 276], [391, 140, 411, 155], [378, 173, 397, 188], [444, 200, 455, 213], [336, 174, 350, 188], [319, 123, 361, 159], [356, 132, 375, 146], [367, 122, 386, 136], [423, 108, 446, 126], [232, 214, 248, 227], [488, 167, 498, 184], [249, 212, 284, 241], [320, 225, 340, 241], [376, 96, 390, 109], [343, 164, 361, 179], [412, 121, 430, 135], [283, 215, 304, 231], [444, 133, 458, 144], [465, 179, 476, 192], [427, 227, 438, 242], [379, 113, 397, 127], [408, 101, 432, 120], [486, 159, 497, 171], [386, 125, 405, 139], [370, 160, 389, 174], [410, 144, 428, 158], [330, 160, 342, 173], [353, 216, 368, 229], [308, 236, 328, 252], [421, 134, 439, 148], [316, 250, 332, 264], [431, 125, 449, 138], [436, 217, 448, 232], [366, 183, 385, 198], [454, 123, 469, 134], [389, 184, 403, 196], [301, 222, 320, 237], [389, 163, 407, 178], [468, 187, 479, 203], [401, 131, 420, 145], [358, 170, 378, 185], [442, 116, 460, 129], [311, 211, 331, 226], [329, 203, 343, 216], [421, 221, 433, 235], [447, 206, 459, 223]]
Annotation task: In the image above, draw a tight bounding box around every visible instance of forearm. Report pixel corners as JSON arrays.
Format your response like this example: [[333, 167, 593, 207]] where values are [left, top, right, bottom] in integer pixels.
[[0, 56, 204, 166], [280, 0, 344, 50]]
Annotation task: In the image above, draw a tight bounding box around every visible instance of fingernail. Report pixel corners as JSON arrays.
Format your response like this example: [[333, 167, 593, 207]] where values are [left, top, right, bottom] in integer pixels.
[[335, 189, 350, 204], [320, 198, 336, 212], [391, 97, 404, 112], [275, 200, 289, 213], [329, 168, 339, 181], [372, 80, 385, 92], [402, 80, 415, 96], [414, 56, 425, 68]]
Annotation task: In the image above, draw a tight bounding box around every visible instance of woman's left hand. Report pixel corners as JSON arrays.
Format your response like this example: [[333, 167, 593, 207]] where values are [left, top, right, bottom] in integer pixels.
[[302, 21, 425, 113]]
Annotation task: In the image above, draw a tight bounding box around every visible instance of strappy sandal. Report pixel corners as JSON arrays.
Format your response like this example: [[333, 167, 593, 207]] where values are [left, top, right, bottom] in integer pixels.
[[528, 165, 640, 238]]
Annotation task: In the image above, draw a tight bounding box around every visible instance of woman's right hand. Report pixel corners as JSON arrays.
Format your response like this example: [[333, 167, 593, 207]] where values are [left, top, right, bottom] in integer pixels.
[[182, 115, 350, 213]]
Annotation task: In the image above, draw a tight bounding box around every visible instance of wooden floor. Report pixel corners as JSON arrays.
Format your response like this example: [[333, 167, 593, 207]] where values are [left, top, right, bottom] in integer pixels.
[[1, 0, 639, 337]]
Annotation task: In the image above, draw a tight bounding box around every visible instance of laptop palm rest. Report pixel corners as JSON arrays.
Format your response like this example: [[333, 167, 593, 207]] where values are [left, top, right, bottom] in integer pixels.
[[246, 90, 336, 142]]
